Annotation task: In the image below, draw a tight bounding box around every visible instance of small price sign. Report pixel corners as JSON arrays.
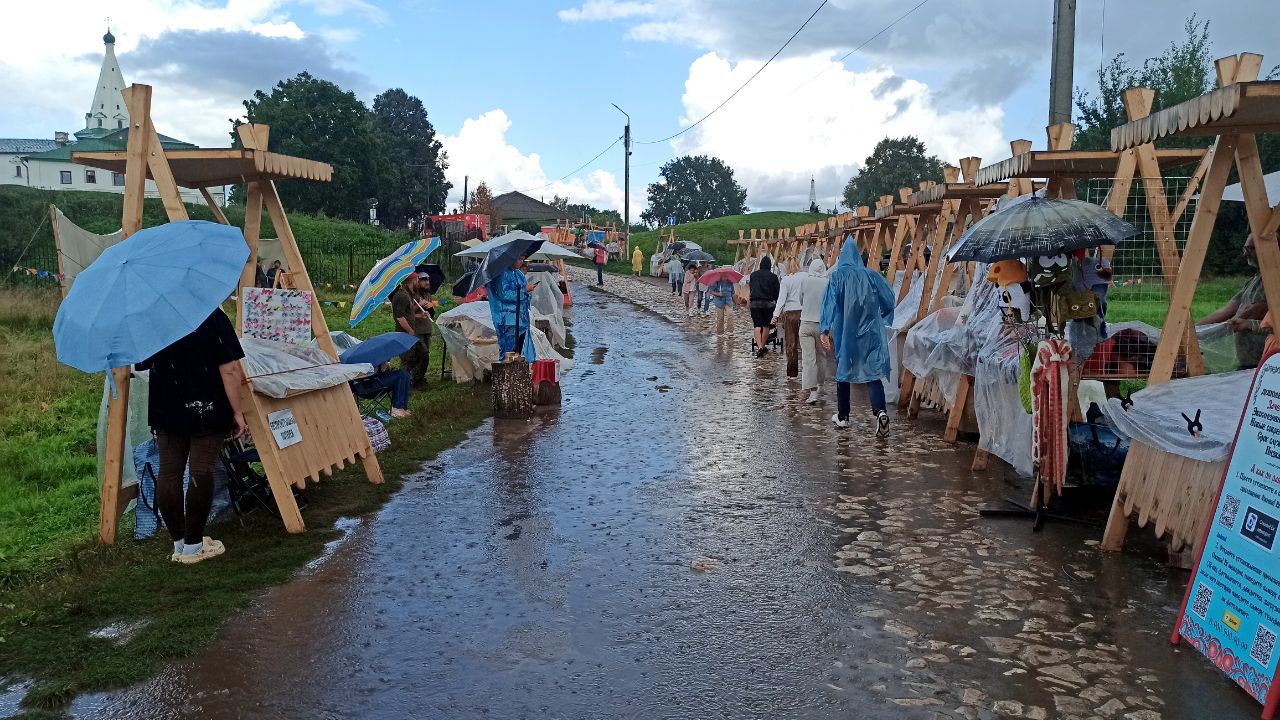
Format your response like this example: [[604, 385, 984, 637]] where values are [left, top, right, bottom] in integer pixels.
[[266, 408, 302, 450]]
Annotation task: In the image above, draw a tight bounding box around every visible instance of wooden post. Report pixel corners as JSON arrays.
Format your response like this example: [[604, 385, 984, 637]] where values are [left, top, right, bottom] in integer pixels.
[[200, 188, 229, 225], [98, 84, 154, 544], [493, 359, 535, 418]]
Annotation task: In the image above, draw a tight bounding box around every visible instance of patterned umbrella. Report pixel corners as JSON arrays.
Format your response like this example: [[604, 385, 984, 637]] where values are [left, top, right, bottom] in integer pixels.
[[946, 197, 1137, 263], [349, 237, 440, 327]]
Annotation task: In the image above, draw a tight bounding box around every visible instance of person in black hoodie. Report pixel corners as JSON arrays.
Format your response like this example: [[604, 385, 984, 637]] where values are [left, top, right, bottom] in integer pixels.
[[748, 256, 780, 357]]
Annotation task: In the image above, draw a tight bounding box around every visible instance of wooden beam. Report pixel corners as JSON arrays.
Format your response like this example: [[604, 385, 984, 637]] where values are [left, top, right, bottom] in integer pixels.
[[99, 84, 155, 545], [1148, 134, 1239, 384], [1234, 134, 1280, 324], [200, 188, 229, 224]]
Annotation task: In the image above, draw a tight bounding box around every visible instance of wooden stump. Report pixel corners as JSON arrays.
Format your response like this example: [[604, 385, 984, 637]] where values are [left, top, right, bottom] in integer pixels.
[[535, 380, 562, 406], [492, 357, 534, 419]]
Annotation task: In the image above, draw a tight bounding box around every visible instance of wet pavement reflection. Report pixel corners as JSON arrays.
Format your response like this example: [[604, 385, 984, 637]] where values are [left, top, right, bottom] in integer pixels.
[[74, 280, 1256, 719]]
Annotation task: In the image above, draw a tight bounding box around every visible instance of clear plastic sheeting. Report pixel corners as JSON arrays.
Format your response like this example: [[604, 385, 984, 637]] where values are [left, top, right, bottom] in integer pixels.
[[1101, 370, 1254, 462], [96, 371, 152, 495], [974, 333, 1033, 476], [437, 301, 574, 384], [527, 271, 567, 348], [241, 338, 373, 399]]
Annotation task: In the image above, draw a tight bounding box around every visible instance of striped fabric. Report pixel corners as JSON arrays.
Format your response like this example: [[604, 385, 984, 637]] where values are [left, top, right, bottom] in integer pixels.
[[349, 237, 441, 327]]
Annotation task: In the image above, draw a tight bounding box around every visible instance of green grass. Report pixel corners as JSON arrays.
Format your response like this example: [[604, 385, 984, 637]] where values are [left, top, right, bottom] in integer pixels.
[[0, 285, 490, 712], [1106, 275, 1246, 328], [0, 185, 415, 287]]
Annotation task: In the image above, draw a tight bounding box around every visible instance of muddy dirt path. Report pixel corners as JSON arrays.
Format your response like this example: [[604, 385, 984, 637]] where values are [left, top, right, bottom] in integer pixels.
[[74, 282, 1253, 720]]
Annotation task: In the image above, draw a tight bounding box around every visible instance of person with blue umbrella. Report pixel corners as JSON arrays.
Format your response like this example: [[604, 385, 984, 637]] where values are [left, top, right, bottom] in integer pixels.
[[54, 220, 251, 565], [343, 332, 419, 418]]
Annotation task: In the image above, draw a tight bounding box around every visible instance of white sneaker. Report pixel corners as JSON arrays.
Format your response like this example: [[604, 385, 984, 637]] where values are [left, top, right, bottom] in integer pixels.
[[806, 391, 819, 405], [875, 411, 890, 438], [831, 413, 850, 428]]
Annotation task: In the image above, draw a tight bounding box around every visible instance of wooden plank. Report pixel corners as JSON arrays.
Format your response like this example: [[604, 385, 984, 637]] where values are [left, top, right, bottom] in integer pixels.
[[99, 84, 153, 545], [236, 182, 264, 337], [50, 204, 68, 299], [200, 188, 229, 224], [943, 375, 972, 444], [1148, 134, 1239, 384]]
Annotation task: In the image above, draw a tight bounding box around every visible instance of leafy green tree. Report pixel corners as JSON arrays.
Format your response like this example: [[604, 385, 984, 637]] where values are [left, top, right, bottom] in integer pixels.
[[235, 72, 389, 221], [513, 220, 542, 234], [1073, 16, 1214, 151], [841, 137, 943, 210], [641, 155, 748, 225], [371, 89, 452, 228], [549, 195, 625, 227]]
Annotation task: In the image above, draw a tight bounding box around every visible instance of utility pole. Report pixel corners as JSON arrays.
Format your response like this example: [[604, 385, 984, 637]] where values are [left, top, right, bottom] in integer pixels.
[[1048, 0, 1076, 126], [462, 175, 469, 213], [611, 103, 631, 251]]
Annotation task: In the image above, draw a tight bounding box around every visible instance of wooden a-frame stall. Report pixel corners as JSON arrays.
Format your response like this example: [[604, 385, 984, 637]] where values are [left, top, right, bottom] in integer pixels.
[[75, 84, 383, 543], [1101, 54, 1280, 556]]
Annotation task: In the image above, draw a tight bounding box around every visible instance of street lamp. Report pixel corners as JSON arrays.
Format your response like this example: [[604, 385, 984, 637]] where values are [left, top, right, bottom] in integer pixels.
[[611, 103, 632, 250]]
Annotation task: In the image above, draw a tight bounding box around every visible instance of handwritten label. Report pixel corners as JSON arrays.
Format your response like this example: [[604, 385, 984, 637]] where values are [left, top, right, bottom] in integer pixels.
[[266, 408, 302, 450]]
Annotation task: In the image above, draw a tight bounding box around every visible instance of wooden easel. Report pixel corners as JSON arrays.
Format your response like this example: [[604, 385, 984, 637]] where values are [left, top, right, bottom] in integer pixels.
[[75, 84, 383, 542], [1102, 53, 1280, 555]]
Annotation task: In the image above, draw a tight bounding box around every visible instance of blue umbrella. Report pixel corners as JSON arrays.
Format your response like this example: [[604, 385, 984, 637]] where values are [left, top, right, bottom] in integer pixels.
[[338, 332, 418, 367], [53, 220, 249, 373]]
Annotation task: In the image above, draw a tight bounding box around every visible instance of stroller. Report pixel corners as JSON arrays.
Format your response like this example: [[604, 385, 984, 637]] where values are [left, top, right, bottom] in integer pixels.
[[750, 324, 782, 354]]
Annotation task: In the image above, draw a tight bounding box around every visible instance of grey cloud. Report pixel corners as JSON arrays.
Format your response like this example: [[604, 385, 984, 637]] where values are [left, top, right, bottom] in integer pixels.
[[872, 74, 905, 99], [936, 55, 1036, 108], [126, 29, 374, 100]]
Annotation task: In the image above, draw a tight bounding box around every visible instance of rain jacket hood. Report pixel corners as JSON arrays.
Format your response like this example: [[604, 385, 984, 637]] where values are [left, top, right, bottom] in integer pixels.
[[808, 259, 827, 277], [819, 239, 895, 383]]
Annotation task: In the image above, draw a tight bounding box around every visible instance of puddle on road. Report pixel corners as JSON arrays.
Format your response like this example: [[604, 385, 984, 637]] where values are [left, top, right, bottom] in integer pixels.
[[589, 346, 609, 364]]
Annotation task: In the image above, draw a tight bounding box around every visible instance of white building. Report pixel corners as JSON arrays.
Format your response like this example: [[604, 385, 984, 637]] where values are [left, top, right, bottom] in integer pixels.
[[0, 29, 224, 205]]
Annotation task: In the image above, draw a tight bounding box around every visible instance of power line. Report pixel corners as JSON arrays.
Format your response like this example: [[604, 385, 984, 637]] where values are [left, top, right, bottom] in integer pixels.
[[634, 0, 829, 145], [788, 0, 932, 95], [500, 134, 624, 196]]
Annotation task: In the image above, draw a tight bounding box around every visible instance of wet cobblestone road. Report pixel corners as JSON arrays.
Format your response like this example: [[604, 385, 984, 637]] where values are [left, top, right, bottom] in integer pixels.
[[77, 275, 1256, 719]]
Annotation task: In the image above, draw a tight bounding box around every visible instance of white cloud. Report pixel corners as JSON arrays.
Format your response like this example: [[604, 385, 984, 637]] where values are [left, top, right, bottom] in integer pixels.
[[661, 52, 1006, 211], [558, 1, 658, 23], [440, 109, 632, 216], [0, 0, 374, 148]]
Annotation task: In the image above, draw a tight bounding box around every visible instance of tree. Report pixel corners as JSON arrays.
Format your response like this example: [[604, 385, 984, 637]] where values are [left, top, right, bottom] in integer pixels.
[[235, 72, 389, 221], [641, 155, 747, 225], [1073, 16, 1214, 151], [513, 220, 542, 234], [468, 181, 499, 227], [371, 89, 452, 229], [549, 195, 625, 227], [841, 137, 943, 211]]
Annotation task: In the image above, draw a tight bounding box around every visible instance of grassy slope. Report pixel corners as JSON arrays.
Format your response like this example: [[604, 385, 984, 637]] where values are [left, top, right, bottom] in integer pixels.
[[0, 282, 490, 710], [0, 186, 412, 285]]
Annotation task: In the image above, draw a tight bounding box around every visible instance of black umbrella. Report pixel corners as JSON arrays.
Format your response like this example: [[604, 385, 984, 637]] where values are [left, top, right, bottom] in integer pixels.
[[682, 250, 715, 263], [526, 262, 558, 275], [947, 196, 1138, 263], [415, 264, 446, 294], [452, 270, 476, 298], [468, 233, 545, 294], [667, 241, 687, 253]]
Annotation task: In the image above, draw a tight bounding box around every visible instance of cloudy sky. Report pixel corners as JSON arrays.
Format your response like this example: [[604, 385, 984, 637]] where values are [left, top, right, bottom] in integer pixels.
[[2, 0, 1276, 218]]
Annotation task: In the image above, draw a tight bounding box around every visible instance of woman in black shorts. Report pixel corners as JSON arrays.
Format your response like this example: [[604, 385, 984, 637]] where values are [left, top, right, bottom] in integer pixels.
[[748, 256, 780, 357]]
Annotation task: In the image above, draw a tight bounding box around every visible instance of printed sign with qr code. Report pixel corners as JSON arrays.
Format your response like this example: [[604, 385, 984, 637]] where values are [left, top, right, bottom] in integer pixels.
[[1219, 495, 1241, 529], [1177, 351, 1280, 707]]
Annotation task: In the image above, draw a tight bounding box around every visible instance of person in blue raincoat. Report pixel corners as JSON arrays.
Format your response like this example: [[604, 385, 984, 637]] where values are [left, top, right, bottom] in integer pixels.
[[820, 239, 895, 436], [486, 255, 538, 360]]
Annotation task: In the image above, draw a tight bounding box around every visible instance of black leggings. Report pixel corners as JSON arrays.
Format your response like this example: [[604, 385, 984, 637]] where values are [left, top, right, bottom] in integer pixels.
[[156, 430, 222, 545]]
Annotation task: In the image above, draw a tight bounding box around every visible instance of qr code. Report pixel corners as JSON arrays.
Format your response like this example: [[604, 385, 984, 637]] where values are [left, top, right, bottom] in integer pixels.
[[1220, 495, 1242, 529], [1191, 583, 1213, 619], [1251, 624, 1277, 666]]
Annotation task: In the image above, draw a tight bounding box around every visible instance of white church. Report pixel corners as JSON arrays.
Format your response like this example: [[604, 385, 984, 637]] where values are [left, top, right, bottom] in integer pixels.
[[0, 30, 224, 205]]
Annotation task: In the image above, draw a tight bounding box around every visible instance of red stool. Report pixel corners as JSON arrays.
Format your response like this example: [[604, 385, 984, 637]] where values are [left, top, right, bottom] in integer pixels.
[[532, 359, 561, 405]]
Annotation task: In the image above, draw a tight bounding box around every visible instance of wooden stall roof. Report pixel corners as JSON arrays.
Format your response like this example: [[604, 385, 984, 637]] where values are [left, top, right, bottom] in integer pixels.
[[71, 148, 333, 188], [1111, 81, 1280, 151], [975, 148, 1205, 186], [909, 182, 1012, 206], [873, 203, 907, 220]]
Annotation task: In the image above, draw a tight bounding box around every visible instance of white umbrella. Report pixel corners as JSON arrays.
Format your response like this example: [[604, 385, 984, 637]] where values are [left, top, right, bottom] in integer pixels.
[[454, 231, 583, 261], [1221, 171, 1280, 203]]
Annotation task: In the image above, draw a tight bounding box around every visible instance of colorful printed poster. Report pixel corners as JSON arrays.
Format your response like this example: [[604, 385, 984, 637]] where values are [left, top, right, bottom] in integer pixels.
[[1176, 349, 1280, 709], [242, 287, 313, 345]]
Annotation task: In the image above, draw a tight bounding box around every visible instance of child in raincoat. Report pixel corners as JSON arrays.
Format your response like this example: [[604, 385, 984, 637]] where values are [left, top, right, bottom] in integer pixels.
[[632, 246, 644, 275], [665, 255, 684, 295], [820, 239, 895, 436]]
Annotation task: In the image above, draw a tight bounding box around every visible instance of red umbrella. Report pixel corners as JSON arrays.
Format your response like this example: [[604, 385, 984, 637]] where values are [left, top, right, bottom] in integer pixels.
[[699, 266, 743, 286]]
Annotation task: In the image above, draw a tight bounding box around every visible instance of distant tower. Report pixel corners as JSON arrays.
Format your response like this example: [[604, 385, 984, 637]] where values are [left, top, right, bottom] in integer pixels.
[[808, 176, 819, 213], [82, 27, 129, 137]]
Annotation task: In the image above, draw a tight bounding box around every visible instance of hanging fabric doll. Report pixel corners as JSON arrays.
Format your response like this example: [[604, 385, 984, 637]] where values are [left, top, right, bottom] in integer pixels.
[[987, 259, 1032, 323], [1029, 254, 1073, 333]]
